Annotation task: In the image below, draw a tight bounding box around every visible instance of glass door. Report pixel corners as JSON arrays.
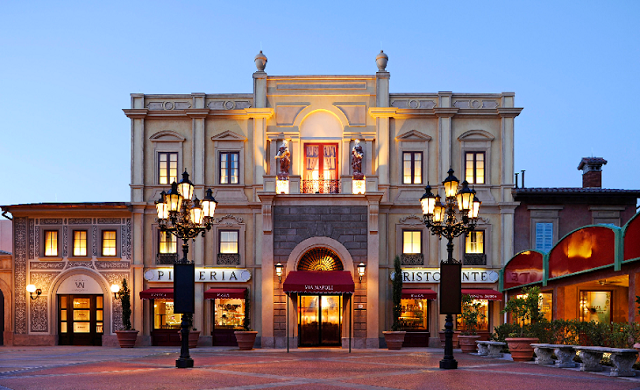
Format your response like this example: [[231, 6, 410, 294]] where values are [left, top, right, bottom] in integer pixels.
[[58, 295, 103, 346], [298, 295, 342, 346]]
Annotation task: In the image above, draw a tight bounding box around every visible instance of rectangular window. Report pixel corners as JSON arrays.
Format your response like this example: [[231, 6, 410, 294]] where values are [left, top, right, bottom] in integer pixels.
[[456, 299, 489, 332], [214, 298, 245, 329], [158, 152, 178, 185], [44, 230, 58, 257], [154, 299, 182, 329], [219, 230, 239, 254], [402, 231, 421, 254], [465, 231, 484, 254], [102, 230, 117, 257], [73, 231, 87, 256], [159, 231, 177, 254], [579, 291, 611, 324], [220, 152, 239, 184], [402, 152, 422, 184], [399, 298, 429, 331], [465, 152, 485, 184], [535, 222, 553, 252]]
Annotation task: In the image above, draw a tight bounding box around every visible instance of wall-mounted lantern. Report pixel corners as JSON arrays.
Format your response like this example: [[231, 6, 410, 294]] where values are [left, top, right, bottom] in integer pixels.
[[111, 284, 121, 300], [357, 262, 366, 282], [26, 284, 41, 300], [275, 262, 284, 282]]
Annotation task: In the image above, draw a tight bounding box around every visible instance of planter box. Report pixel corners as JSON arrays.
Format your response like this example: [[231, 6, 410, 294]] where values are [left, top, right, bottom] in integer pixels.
[[506, 337, 539, 362], [234, 331, 258, 350], [115, 330, 139, 348], [382, 331, 406, 350]]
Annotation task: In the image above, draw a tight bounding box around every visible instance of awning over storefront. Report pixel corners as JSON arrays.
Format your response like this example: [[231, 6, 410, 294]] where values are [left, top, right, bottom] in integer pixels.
[[139, 288, 173, 299], [283, 271, 355, 294], [401, 289, 437, 300], [461, 289, 502, 301], [204, 288, 246, 300]]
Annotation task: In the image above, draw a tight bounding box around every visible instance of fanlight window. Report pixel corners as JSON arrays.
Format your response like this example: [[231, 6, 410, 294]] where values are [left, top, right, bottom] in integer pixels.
[[297, 247, 344, 271]]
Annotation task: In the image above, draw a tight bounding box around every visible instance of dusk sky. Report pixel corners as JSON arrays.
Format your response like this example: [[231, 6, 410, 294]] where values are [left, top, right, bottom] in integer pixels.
[[1, 1, 638, 206]]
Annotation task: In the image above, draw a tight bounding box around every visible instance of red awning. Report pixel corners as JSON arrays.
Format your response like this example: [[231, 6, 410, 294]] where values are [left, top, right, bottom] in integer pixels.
[[461, 289, 502, 301], [402, 289, 437, 300], [139, 288, 173, 300], [204, 288, 246, 300], [283, 271, 355, 294]]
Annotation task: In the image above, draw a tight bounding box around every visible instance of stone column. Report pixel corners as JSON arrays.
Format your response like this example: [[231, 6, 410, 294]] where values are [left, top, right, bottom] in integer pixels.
[[366, 193, 383, 348], [127, 94, 147, 203], [257, 193, 275, 347], [131, 205, 145, 338], [375, 71, 390, 187]]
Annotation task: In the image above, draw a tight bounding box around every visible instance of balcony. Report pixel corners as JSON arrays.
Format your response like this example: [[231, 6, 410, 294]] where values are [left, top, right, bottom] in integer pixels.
[[401, 253, 424, 265], [463, 253, 487, 265], [301, 179, 341, 194], [156, 253, 178, 265], [217, 253, 240, 265]]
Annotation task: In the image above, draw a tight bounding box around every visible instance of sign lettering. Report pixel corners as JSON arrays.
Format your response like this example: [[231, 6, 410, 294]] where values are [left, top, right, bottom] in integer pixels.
[[144, 268, 251, 283], [391, 268, 499, 284]]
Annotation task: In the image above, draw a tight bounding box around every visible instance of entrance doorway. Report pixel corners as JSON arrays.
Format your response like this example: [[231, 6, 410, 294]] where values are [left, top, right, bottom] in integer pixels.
[[58, 294, 103, 346], [0, 289, 4, 345], [298, 295, 342, 346]]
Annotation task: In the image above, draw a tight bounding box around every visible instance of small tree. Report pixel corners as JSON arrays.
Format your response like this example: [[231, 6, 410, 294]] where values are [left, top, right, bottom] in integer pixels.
[[118, 278, 132, 331], [502, 286, 543, 337], [391, 256, 403, 331], [243, 288, 251, 331], [460, 294, 486, 335]]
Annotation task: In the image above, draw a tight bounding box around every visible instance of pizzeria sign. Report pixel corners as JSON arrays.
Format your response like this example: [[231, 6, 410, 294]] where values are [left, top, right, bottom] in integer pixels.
[[144, 267, 251, 282]]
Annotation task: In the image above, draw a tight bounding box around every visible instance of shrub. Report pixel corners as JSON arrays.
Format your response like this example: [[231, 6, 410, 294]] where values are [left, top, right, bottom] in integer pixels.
[[391, 256, 403, 331]]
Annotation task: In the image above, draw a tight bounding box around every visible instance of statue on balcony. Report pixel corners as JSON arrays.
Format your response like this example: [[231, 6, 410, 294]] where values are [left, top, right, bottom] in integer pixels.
[[352, 140, 364, 180], [275, 140, 290, 180]]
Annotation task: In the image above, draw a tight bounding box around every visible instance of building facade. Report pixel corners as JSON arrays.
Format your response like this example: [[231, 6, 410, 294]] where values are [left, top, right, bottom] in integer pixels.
[[1, 52, 522, 347]]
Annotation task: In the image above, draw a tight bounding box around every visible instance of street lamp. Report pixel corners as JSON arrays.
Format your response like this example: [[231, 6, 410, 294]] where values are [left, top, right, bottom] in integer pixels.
[[155, 170, 218, 369], [419, 169, 481, 370]]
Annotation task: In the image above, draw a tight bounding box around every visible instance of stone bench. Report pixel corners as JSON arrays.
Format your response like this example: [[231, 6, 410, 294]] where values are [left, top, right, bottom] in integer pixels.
[[476, 341, 506, 358], [574, 346, 638, 377], [530, 344, 577, 368]]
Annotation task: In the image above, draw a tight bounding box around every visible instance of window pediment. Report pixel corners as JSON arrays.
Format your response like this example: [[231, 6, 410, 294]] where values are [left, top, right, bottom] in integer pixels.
[[457, 130, 495, 142], [396, 130, 432, 142], [150, 131, 186, 143], [211, 130, 247, 142]]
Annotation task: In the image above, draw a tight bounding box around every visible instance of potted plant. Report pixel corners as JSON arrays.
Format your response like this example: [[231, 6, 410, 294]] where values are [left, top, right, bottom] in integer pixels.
[[383, 256, 406, 350], [458, 294, 486, 353], [114, 279, 139, 348], [234, 288, 258, 350], [502, 286, 543, 361]]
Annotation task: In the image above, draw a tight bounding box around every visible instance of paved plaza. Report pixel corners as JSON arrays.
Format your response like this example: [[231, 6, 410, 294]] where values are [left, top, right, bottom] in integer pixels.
[[1, 346, 639, 390]]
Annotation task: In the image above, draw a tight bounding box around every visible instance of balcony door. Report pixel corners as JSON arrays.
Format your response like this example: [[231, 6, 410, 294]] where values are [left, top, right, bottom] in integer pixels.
[[303, 143, 338, 193]]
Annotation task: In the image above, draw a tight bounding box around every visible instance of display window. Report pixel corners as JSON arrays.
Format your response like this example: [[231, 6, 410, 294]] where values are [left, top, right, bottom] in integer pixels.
[[399, 298, 429, 331], [579, 291, 611, 323], [540, 292, 552, 321], [214, 298, 245, 329], [456, 299, 489, 331], [153, 299, 182, 329]]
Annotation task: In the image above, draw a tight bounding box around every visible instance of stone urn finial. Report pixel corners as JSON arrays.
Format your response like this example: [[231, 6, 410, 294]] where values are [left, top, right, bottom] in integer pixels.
[[376, 50, 388, 71], [255, 51, 267, 72]]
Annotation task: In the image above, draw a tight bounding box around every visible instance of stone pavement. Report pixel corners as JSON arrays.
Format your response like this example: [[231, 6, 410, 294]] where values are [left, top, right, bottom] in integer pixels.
[[1, 346, 640, 390]]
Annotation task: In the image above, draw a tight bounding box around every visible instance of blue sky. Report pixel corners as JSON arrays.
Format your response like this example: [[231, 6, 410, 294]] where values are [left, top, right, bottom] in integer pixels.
[[1, 1, 639, 205]]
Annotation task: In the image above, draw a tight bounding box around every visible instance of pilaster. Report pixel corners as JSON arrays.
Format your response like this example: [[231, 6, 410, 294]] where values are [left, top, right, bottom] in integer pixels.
[[257, 192, 275, 347], [365, 192, 383, 347]]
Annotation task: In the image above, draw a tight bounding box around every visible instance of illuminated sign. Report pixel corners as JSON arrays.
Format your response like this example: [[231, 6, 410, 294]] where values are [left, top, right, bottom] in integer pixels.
[[144, 268, 251, 282], [390, 268, 499, 284]]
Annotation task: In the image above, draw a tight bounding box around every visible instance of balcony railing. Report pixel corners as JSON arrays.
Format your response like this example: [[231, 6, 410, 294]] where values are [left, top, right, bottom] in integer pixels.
[[217, 253, 240, 265], [301, 179, 341, 194], [401, 253, 424, 265], [463, 253, 487, 265], [156, 253, 178, 265]]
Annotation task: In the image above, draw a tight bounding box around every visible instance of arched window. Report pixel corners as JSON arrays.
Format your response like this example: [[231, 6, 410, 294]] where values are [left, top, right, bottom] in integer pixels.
[[297, 248, 344, 271]]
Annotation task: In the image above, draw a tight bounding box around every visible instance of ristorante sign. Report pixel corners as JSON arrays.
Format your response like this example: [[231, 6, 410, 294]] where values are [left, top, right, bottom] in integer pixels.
[[390, 268, 499, 284], [144, 268, 251, 282]]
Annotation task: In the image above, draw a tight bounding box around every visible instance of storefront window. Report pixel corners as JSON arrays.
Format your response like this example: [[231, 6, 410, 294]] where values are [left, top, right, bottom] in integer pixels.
[[456, 300, 489, 331], [399, 298, 429, 331], [580, 291, 611, 323], [154, 299, 182, 329], [540, 292, 552, 321], [214, 298, 245, 329]]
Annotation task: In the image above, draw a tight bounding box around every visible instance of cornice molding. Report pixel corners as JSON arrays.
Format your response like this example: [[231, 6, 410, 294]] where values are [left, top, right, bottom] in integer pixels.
[[497, 107, 524, 118], [122, 109, 148, 119]]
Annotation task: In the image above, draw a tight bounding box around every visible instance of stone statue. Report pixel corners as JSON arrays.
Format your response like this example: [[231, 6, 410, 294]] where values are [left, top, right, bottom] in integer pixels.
[[275, 140, 290, 180], [351, 140, 364, 180]]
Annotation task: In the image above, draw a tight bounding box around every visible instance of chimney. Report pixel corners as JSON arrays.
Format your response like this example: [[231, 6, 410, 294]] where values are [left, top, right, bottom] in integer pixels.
[[577, 157, 607, 188]]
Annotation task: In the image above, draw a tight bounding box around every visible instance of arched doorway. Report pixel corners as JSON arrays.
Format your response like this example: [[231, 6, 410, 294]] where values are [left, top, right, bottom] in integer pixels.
[[296, 247, 345, 347]]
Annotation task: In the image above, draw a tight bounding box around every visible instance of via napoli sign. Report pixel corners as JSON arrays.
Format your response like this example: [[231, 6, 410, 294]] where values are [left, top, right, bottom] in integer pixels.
[[144, 267, 251, 283], [390, 268, 499, 284]]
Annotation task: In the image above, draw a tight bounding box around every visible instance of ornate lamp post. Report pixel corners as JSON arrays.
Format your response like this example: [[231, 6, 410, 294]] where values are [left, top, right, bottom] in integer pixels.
[[419, 168, 481, 369], [155, 170, 218, 368]]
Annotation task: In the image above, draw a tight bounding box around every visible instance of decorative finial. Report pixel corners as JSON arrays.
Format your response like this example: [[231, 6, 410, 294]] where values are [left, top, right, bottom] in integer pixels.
[[376, 50, 388, 71], [254, 50, 267, 72]]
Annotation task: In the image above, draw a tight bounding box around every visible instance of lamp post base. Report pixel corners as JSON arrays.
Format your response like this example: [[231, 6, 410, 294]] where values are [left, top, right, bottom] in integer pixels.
[[439, 358, 458, 370], [176, 357, 194, 368], [440, 313, 458, 370], [176, 313, 193, 369]]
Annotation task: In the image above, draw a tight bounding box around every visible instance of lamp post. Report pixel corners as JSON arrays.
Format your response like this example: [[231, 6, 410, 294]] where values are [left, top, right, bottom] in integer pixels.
[[419, 168, 481, 370], [155, 170, 218, 368]]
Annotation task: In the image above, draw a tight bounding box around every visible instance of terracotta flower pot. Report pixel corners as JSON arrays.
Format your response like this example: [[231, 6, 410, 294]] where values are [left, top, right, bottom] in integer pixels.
[[115, 330, 139, 348], [234, 331, 258, 350], [382, 331, 406, 350], [179, 330, 201, 349], [458, 335, 481, 353], [506, 337, 539, 362]]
